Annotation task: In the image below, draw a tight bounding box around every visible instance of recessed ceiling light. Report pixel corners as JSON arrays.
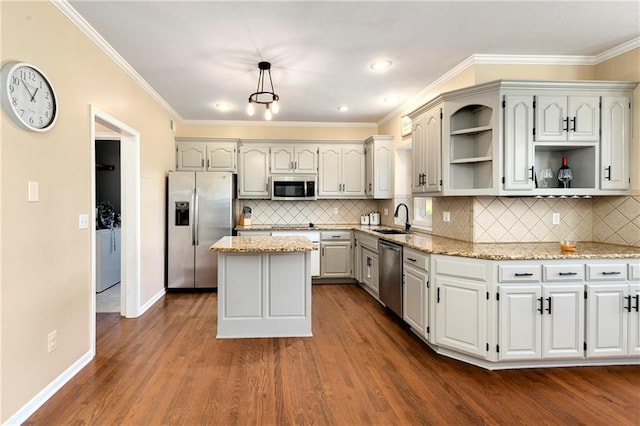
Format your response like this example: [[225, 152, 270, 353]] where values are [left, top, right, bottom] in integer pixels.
[[337, 105, 349, 112], [215, 103, 230, 111], [370, 59, 392, 72]]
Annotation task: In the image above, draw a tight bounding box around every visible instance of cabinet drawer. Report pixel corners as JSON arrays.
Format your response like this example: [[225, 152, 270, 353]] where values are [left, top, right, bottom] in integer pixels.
[[586, 263, 627, 281], [358, 233, 378, 252], [630, 263, 640, 281], [404, 248, 429, 271], [498, 265, 541, 282], [435, 257, 487, 281], [320, 231, 351, 241], [543, 264, 584, 282]]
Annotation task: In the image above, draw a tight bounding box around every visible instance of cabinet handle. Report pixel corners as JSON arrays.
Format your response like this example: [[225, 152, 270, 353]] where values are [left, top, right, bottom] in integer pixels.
[[537, 297, 544, 314], [367, 257, 372, 267], [624, 295, 632, 312], [201, 159, 205, 168], [529, 166, 535, 182], [634, 295, 639, 312], [601, 271, 621, 275], [437, 287, 441, 303], [545, 297, 552, 314], [331, 235, 341, 238], [407, 257, 417, 262], [558, 272, 577, 276], [604, 166, 611, 180], [207, 159, 210, 168], [295, 161, 297, 170], [322, 247, 325, 256], [514, 272, 534, 277], [563, 117, 569, 132], [369, 183, 372, 191], [421, 173, 426, 186], [570, 117, 577, 132]]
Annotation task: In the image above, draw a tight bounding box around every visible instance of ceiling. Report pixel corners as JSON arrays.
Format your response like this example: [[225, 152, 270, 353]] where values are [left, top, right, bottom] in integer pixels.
[[67, 1, 640, 124]]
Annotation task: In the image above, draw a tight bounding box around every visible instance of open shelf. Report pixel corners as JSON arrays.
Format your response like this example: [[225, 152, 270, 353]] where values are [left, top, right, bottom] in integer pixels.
[[448, 104, 494, 191], [534, 145, 596, 190]]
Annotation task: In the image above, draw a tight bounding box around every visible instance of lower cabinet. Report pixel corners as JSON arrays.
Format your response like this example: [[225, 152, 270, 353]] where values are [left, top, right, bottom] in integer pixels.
[[434, 256, 488, 358], [320, 231, 352, 278], [403, 248, 429, 337], [498, 283, 585, 361], [361, 247, 379, 294]]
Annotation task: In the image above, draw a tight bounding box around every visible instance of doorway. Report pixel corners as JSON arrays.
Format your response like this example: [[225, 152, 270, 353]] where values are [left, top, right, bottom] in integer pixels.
[[90, 106, 141, 356]]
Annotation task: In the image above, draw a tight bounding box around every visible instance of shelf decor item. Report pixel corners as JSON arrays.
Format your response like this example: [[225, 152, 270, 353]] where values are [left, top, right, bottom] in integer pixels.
[[246, 61, 280, 121], [557, 156, 573, 188]]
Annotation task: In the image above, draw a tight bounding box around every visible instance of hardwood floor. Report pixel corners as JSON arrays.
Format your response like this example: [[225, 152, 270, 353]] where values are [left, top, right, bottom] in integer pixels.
[[26, 284, 640, 425]]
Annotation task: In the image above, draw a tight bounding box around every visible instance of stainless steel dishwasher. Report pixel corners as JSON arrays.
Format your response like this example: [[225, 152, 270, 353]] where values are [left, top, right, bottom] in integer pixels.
[[378, 239, 403, 317]]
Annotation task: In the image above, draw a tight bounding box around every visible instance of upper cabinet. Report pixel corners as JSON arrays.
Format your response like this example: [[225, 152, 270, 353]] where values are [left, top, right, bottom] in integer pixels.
[[238, 144, 270, 199], [318, 144, 365, 198], [175, 138, 238, 172], [409, 80, 636, 197], [409, 101, 442, 195], [364, 135, 394, 199], [270, 145, 318, 174]]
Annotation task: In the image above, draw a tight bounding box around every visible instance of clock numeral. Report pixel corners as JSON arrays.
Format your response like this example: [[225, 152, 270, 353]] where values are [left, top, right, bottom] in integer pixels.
[[47, 102, 52, 109], [44, 111, 49, 118], [29, 116, 34, 124], [28, 70, 36, 81], [19, 109, 25, 116], [9, 85, 14, 93], [11, 76, 19, 85], [44, 92, 50, 100], [11, 97, 17, 106], [39, 117, 44, 125]]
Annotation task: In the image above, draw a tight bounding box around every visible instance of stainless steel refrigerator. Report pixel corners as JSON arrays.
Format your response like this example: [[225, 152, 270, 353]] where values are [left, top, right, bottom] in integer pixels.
[[167, 171, 234, 289]]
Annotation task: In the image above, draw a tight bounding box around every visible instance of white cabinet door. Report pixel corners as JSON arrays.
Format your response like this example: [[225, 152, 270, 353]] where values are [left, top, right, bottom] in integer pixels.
[[535, 95, 599, 142], [435, 275, 487, 358], [601, 95, 631, 190], [411, 117, 426, 193], [238, 145, 270, 198], [586, 284, 628, 358], [542, 284, 584, 359], [503, 95, 535, 190], [498, 285, 542, 360], [365, 142, 374, 196], [320, 241, 351, 278], [342, 145, 365, 197], [294, 145, 318, 174], [364, 136, 393, 199], [567, 96, 600, 142], [424, 109, 442, 193], [318, 146, 342, 196], [318, 145, 364, 198], [404, 263, 427, 333], [176, 143, 206, 171], [206, 143, 236, 172], [270, 146, 295, 174], [630, 283, 640, 357]]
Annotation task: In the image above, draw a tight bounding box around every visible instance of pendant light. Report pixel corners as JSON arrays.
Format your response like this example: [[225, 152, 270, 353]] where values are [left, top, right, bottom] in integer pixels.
[[247, 61, 280, 120]]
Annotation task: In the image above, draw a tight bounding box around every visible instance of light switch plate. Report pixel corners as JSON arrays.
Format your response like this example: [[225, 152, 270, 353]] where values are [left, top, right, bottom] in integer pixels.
[[78, 214, 89, 229], [552, 213, 560, 225], [28, 181, 39, 202]]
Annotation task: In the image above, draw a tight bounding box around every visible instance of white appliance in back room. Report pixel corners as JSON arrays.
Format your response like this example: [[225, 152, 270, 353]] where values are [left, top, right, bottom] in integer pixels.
[[166, 171, 235, 289]]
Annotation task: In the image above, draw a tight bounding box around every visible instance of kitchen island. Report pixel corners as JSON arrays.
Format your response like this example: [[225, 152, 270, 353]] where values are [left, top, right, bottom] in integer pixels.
[[210, 236, 317, 338]]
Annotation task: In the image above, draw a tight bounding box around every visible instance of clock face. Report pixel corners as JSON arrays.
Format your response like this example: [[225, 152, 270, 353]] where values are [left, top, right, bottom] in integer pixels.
[[1, 62, 58, 132]]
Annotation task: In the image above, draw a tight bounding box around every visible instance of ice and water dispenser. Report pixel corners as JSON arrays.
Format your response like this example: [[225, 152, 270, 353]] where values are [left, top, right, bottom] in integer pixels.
[[174, 201, 190, 226]]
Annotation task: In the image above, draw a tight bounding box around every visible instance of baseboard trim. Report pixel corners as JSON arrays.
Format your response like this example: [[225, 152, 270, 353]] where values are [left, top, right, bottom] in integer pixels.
[[135, 287, 165, 317], [4, 350, 93, 425]]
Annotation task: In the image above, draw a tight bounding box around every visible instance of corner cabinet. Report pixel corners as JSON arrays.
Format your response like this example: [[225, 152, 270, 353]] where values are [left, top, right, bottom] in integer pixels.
[[409, 100, 442, 194], [175, 138, 238, 172], [411, 80, 636, 197], [318, 144, 365, 198], [237, 144, 270, 199], [364, 135, 393, 199]]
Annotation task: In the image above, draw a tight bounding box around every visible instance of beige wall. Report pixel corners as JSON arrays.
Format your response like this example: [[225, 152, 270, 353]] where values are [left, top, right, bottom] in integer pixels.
[[1, 2, 175, 421], [177, 122, 375, 140], [474, 63, 595, 83]]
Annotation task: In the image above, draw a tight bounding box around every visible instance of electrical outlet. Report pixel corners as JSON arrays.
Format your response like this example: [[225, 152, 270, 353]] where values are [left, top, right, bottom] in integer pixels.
[[383, 208, 388, 216], [333, 207, 339, 214], [78, 214, 89, 229], [552, 212, 560, 225], [48, 330, 57, 353], [443, 211, 451, 222]]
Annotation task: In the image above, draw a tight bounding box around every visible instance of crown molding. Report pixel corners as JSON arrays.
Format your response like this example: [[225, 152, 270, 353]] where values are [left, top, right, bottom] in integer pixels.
[[378, 37, 640, 128], [595, 36, 640, 64], [51, 0, 182, 120], [182, 119, 377, 128]]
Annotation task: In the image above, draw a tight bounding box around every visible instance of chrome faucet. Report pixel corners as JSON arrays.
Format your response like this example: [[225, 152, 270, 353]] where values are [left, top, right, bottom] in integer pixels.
[[394, 203, 411, 232]]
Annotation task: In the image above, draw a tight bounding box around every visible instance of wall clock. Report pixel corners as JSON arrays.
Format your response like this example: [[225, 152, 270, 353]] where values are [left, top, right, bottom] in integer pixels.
[[1, 61, 58, 132]]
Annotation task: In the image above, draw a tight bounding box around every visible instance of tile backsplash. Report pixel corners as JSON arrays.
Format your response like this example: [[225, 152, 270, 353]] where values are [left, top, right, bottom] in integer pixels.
[[238, 199, 378, 225], [430, 195, 640, 247]]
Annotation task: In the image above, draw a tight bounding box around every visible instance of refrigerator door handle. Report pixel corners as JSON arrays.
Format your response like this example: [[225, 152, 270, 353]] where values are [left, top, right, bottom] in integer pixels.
[[194, 188, 200, 245]]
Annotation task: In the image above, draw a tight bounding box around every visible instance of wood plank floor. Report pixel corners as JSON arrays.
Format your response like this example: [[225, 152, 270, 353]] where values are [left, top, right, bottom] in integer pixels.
[[26, 284, 640, 425]]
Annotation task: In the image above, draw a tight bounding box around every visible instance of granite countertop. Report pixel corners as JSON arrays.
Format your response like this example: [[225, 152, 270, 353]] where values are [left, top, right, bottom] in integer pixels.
[[235, 224, 640, 260], [210, 236, 317, 253]]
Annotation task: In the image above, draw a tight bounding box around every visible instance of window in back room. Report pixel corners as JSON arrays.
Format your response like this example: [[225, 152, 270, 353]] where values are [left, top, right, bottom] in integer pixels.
[[412, 196, 432, 231]]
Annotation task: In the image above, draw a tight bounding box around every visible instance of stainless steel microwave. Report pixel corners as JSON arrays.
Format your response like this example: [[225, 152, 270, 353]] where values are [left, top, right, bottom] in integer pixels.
[[271, 175, 317, 200]]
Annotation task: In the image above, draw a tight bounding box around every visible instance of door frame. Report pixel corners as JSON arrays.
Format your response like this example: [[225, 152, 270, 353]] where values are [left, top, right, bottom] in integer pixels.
[[90, 105, 141, 354]]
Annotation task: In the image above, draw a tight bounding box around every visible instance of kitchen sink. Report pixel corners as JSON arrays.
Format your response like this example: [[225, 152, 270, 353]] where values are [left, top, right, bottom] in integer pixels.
[[373, 229, 408, 235]]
